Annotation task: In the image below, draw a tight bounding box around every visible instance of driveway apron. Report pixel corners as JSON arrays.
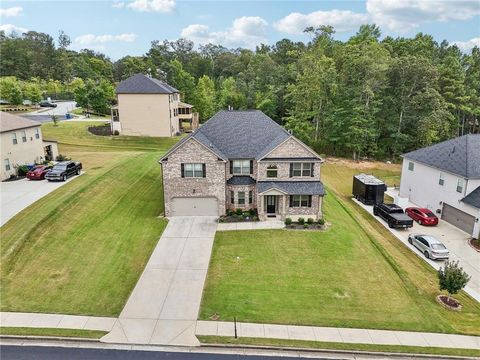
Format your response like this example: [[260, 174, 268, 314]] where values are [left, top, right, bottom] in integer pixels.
[[102, 216, 217, 346]]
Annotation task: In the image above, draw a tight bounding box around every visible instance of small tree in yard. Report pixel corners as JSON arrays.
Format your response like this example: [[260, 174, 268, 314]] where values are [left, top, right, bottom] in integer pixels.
[[51, 114, 59, 126], [438, 260, 470, 301]]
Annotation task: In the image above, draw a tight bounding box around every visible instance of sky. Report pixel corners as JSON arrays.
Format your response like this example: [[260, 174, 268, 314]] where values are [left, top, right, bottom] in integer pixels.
[[0, 0, 479, 60]]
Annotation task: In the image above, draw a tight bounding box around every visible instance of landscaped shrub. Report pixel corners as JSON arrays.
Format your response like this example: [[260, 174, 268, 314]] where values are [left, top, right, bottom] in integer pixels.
[[227, 209, 234, 216], [303, 223, 309, 229], [307, 218, 314, 225], [298, 217, 305, 225], [113, 130, 119, 135], [236, 208, 243, 216], [285, 217, 292, 226], [249, 208, 257, 216], [56, 154, 71, 161], [16, 165, 29, 176], [318, 218, 325, 225]]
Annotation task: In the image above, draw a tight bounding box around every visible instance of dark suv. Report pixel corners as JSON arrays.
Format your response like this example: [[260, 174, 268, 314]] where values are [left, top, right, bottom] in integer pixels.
[[45, 161, 82, 181]]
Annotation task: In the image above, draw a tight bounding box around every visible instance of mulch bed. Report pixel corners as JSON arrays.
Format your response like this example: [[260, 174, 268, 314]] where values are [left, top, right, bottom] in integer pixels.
[[88, 125, 112, 136], [436, 295, 462, 311], [468, 238, 480, 252], [219, 215, 258, 223], [286, 224, 325, 230]]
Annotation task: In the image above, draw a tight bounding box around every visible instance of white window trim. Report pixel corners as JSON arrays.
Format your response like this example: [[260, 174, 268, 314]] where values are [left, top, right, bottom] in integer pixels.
[[237, 191, 245, 205], [4, 158, 11, 171], [408, 162, 414, 171], [439, 173, 444, 186], [456, 178, 464, 193], [292, 162, 312, 177]]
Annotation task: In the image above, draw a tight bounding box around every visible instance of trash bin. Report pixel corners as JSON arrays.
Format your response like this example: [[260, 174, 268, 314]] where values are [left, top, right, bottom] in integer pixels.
[[65, 113, 71, 119]]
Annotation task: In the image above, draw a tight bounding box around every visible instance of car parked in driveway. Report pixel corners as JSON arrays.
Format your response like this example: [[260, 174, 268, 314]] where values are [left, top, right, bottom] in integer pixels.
[[405, 207, 439, 226], [373, 203, 414, 229], [408, 234, 449, 260], [45, 161, 82, 182], [26, 165, 52, 180]]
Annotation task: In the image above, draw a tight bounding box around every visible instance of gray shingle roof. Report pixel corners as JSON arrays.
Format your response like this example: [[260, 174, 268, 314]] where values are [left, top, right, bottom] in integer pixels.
[[257, 181, 325, 195], [462, 186, 480, 209], [191, 110, 291, 160], [226, 176, 256, 185], [0, 112, 41, 133], [402, 134, 480, 179], [116, 74, 179, 94]]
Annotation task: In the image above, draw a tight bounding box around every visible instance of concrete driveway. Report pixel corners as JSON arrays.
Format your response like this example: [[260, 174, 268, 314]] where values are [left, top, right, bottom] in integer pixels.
[[1, 175, 83, 227], [102, 216, 218, 346], [354, 194, 480, 302]]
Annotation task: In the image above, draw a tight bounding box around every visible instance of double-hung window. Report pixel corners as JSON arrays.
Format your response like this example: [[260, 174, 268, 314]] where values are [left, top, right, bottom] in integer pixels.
[[230, 191, 234, 204], [291, 163, 312, 177], [232, 160, 250, 175], [248, 190, 253, 204], [11, 133, 17, 145], [290, 195, 311, 207], [238, 192, 245, 205], [408, 162, 414, 171], [4, 159, 11, 171], [266, 165, 277, 178], [456, 179, 464, 193], [35, 128, 40, 139], [438, 173, 444, 186], [183, 163, 204, 178], [21, 130, 27, 142]]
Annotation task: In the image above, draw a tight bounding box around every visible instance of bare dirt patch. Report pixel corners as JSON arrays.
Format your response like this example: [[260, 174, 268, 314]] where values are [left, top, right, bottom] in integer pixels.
[[325, 156, 401, 172]]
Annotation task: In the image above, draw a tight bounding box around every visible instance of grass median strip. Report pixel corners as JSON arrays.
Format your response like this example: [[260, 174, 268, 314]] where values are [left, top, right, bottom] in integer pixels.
[[198, 336, 480, 358], [0, 327, 107, 339]]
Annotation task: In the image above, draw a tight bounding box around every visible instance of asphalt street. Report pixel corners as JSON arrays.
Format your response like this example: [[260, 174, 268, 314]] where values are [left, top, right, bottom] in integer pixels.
[[0, 346, 324, 360], [21, 101, 77, 122]]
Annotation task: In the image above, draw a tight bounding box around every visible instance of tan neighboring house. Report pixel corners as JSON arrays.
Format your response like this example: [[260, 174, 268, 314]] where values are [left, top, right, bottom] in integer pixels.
[[1, 112, 58, 180], [160, 110, 325, 220], [111, 73, 194, 137]]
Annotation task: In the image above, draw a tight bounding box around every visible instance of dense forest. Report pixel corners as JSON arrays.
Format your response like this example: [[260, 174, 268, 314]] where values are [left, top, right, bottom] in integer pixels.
[[1, 25, 479, 159]]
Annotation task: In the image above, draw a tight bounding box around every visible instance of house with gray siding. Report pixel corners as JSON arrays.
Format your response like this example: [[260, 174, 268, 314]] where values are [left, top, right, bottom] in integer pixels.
[[399, 134, 480, 239], [159, 110, 325, 221]]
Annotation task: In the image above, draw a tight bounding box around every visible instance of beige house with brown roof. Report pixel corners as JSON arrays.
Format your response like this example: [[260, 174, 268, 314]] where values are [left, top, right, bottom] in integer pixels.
[[111, 74, 194, 137], [0, 112, 58, 180]]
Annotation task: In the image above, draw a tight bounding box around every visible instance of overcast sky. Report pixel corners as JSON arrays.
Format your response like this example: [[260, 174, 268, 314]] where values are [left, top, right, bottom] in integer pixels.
[[1, 0, 479, 60]]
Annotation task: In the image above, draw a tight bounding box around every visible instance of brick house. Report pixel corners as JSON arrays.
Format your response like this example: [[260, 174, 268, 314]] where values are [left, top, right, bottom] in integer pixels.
[[160, 110, 325, 220]]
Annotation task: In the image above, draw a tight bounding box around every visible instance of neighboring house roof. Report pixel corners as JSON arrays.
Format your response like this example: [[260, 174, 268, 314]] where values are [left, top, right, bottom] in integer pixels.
[[402, 134, 480, 179], [178, 102, 193, 108], [226, 176, 256, 185], [116, 73, 180, 94], [0, 112, 41, 133], [257, 181, 326, 195], [462, 186, 480, 209]]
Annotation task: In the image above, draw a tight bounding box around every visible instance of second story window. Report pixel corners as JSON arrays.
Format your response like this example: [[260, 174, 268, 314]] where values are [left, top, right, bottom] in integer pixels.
[[12, 133, 17, 145], [232, 160, 251, 175], [456, 179, 464, 193], [21, 130, 27, 142], [439, 173, 444, 186], [290, 162, 313, 177], [181, 163, 205, 178], [266, 165, 277, 178], [408, 162, 414, 171]]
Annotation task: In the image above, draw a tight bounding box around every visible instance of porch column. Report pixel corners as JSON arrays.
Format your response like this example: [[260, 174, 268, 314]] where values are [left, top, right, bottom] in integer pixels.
[[282, 195, 286, 218]]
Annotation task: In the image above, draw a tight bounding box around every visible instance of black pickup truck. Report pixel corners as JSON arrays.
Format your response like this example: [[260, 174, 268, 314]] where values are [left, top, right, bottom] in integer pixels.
[[45, 161, 82, 182], [373, 203, 414, 229]]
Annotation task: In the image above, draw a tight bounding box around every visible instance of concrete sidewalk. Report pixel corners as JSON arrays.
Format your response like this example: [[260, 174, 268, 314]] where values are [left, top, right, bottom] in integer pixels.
[[353, 189, 480, 302], [0, 312, 116, 332], [217, 220, 284, 231], [102, 216, 218, 346], [196, 320, 480, 350]]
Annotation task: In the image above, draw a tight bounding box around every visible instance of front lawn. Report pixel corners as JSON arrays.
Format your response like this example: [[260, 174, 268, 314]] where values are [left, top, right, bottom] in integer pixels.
[[199, 161, 480, 335], [1, 122, 179, 316]]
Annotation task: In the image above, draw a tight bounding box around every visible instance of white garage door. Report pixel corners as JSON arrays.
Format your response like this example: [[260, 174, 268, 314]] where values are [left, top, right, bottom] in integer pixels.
[[442, 203, 475, 235], [171, 197, 218, 216]]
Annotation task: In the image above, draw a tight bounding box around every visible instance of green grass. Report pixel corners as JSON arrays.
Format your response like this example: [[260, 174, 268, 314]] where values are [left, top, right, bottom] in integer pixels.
[[199, 158, 480, 335], [1, 122, 179, 316], [0, 327, 107, 339], [198, 336, 480, 358]]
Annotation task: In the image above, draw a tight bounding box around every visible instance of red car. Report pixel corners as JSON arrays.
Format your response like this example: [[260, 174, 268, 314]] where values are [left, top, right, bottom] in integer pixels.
[[26, 165, 52, 180], [405, 207, 438, 226]]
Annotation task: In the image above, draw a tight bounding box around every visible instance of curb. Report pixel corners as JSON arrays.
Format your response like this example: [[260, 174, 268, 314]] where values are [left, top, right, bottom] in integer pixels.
[[200, 342, 480, 360], [0, 335, 102, 343]]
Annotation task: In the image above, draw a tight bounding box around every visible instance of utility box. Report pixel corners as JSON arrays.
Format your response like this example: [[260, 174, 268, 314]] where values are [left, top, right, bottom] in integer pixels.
[[352, 173, 387, 205]]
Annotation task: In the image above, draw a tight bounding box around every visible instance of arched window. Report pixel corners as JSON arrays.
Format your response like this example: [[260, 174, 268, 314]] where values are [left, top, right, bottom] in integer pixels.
[[266, 165, 277, 178]]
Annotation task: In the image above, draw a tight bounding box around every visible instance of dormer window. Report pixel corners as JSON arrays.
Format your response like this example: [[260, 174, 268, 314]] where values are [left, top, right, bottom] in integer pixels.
[[266, 165, 277, 178]]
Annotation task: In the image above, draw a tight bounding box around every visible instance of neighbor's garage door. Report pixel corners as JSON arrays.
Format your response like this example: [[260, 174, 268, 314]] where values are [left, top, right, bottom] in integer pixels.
[[171, 197, 218, 216], [442, 203, 475, 235]]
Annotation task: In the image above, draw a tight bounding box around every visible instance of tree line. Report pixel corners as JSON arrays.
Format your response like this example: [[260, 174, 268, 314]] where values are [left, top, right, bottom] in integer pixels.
[[1, 25, 479, 159]]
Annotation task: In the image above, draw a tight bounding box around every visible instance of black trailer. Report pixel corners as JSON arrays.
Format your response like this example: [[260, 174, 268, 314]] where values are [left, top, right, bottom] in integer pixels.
[[352, 173, 387, 205]]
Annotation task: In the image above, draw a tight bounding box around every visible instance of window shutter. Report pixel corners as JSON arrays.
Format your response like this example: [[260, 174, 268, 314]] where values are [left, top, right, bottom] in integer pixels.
[[311, 163, 314, 177], [308, 195, 312, 207], [181, 163, 185, 178], [202, 164, 206, 178], [289, 195, 293, 207], [289, 163, 293, 177], [250, 160, 253, 174], [230, 161, 233, 174]]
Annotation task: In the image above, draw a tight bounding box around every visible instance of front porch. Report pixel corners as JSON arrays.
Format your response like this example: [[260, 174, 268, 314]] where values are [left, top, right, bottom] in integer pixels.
[[257, 190, 323, 222]]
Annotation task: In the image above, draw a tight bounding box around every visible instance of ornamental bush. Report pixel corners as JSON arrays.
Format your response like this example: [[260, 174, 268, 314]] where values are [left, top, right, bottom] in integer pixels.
[[307, 218, 314, 225], [438, 260, 470, 298], [236, 208, 243, 216], [318, 218, 325, 225], [285, 217, 292, 226], [298, 217, 305, 225]]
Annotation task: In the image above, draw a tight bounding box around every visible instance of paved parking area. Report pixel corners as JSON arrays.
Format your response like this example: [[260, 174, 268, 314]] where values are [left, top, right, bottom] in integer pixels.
[[102, 216, 218, 346], [0, 174, 83, 227], [354, 191, 480, 302]]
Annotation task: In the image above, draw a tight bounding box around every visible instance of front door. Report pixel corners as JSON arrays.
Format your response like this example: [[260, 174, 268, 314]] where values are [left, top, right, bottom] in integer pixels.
[[266, 195, 276, 214]]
